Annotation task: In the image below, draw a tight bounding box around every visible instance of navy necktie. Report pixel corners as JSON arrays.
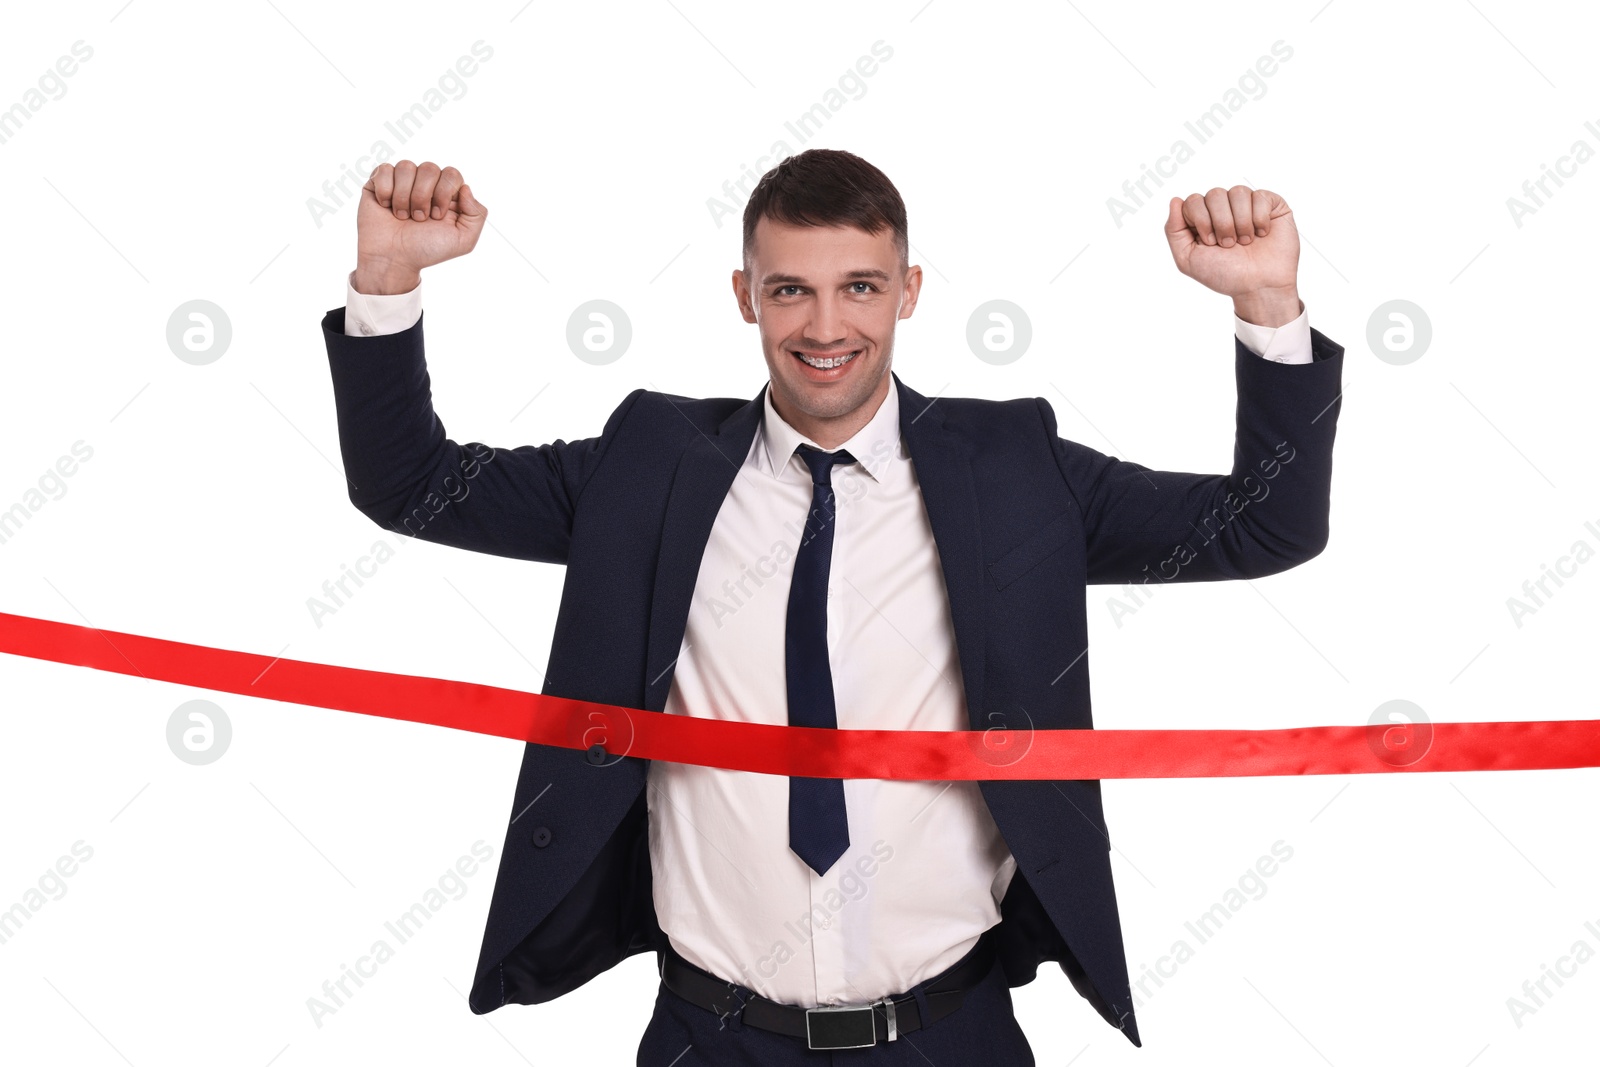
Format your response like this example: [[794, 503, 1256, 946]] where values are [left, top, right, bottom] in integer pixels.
[[786, 443, 857, 877]]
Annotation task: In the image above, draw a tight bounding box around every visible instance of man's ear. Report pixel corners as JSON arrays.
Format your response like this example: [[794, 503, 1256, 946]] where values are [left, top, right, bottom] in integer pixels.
[[731, 268, 758, 324], [897, 263, 923, 320]]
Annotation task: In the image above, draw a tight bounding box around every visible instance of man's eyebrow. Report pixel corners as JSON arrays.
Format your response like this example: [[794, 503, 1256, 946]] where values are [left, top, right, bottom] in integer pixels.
[[760, 269, 893, 286]]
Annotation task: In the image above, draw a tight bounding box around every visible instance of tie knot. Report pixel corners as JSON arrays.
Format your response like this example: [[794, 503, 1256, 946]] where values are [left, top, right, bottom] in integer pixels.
[[796, 443, 856, 486]]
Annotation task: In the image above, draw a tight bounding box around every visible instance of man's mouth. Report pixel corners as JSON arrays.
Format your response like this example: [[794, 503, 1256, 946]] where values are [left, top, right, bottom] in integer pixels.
[[793, 349, 861, 370]]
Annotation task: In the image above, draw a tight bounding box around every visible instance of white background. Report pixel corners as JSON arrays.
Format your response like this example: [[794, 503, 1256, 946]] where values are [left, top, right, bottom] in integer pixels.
[[2, 1, 1597, 1063]]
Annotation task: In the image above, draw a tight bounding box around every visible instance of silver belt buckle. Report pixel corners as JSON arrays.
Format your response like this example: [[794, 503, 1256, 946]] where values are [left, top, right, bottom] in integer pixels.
[[805, 1000, 889, 1050]]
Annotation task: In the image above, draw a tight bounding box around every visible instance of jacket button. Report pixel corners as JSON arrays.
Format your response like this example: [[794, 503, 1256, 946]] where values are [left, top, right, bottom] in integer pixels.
[[585, 742, 608, 765], [532, 826, 552, 848]]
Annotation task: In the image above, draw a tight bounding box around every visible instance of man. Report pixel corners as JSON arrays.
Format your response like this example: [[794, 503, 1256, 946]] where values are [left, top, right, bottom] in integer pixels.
[[320, 149, 1342, 1062]]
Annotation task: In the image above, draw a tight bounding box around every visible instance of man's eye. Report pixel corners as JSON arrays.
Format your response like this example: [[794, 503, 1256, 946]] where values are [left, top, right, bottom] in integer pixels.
[[851, 282, 875, 293], [776, 285, 801, 296]]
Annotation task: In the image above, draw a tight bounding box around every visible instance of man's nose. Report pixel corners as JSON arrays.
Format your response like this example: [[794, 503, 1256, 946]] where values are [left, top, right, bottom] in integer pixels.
[[805, 296, 848, 346]]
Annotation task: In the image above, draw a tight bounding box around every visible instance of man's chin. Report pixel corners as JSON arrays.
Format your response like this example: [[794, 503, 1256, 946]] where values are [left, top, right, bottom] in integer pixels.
[[776, 366, 884, 421]]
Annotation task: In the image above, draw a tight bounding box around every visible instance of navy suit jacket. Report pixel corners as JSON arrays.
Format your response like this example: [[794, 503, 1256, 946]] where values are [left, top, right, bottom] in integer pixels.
[[321, 306, 1345, 1048]]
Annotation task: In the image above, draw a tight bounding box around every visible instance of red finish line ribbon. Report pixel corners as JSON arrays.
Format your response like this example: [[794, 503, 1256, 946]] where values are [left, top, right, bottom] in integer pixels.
[[3, 610, 1598, 779]]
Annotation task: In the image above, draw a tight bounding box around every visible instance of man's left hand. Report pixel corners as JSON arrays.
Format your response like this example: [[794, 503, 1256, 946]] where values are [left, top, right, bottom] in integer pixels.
[[1165, 186, 1301, 327]]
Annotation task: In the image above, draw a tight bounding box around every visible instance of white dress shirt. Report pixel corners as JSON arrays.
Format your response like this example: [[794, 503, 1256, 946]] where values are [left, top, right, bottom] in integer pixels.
[[340, 270, 1314, 1008]]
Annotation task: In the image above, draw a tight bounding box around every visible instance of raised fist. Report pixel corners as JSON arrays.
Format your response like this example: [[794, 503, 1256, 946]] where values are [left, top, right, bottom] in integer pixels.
[[354, 160, 486, 291]]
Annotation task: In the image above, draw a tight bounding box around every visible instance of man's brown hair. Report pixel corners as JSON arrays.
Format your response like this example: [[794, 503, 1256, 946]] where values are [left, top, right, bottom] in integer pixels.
[[742, 149, 908, 273]]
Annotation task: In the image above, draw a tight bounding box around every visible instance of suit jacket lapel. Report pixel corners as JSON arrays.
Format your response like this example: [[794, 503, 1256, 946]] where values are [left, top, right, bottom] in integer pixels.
[[893, 372, 988, 729], [643, 385, 763, 713], [641, 372, 988, 731]]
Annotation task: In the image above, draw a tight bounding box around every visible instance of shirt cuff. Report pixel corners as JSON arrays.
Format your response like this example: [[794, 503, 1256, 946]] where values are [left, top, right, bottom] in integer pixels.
[[1234, 303, 1313, 364], [344, 270, 422, 337]]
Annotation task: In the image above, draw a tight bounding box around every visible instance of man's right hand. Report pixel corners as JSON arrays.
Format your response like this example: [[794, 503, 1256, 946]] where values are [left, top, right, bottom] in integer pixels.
[[353, 160, 487, 294]]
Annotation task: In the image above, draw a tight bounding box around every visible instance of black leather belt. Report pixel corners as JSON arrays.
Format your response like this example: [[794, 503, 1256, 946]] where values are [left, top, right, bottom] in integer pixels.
[[658, 930, 995, 1050]]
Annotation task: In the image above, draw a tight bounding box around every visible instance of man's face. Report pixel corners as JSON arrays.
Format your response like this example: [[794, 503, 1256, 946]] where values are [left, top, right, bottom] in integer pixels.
[[733, 217, 921, 436]]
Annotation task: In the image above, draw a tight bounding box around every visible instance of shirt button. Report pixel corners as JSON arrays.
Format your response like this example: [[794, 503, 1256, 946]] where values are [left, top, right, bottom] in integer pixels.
[[358, 321, 374, 335], [820, 916, 832, 929]]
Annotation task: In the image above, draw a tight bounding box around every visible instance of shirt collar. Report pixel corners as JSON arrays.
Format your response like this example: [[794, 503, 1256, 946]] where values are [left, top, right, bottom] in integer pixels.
[[756, 377, 903, 487]]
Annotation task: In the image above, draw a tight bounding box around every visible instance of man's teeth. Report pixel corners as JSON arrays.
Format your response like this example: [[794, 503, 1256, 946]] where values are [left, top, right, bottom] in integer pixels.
[[797, 350, 858, 369]]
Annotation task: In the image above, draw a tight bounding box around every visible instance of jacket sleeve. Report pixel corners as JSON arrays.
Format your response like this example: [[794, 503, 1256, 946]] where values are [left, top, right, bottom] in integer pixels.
[[321, 306, 644, 565], [1039, 329, 1344, 586]]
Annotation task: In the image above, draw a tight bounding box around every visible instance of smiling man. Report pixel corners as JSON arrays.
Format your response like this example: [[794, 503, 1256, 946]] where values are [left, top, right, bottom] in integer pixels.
[[320, 148, 1343, 1062]]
